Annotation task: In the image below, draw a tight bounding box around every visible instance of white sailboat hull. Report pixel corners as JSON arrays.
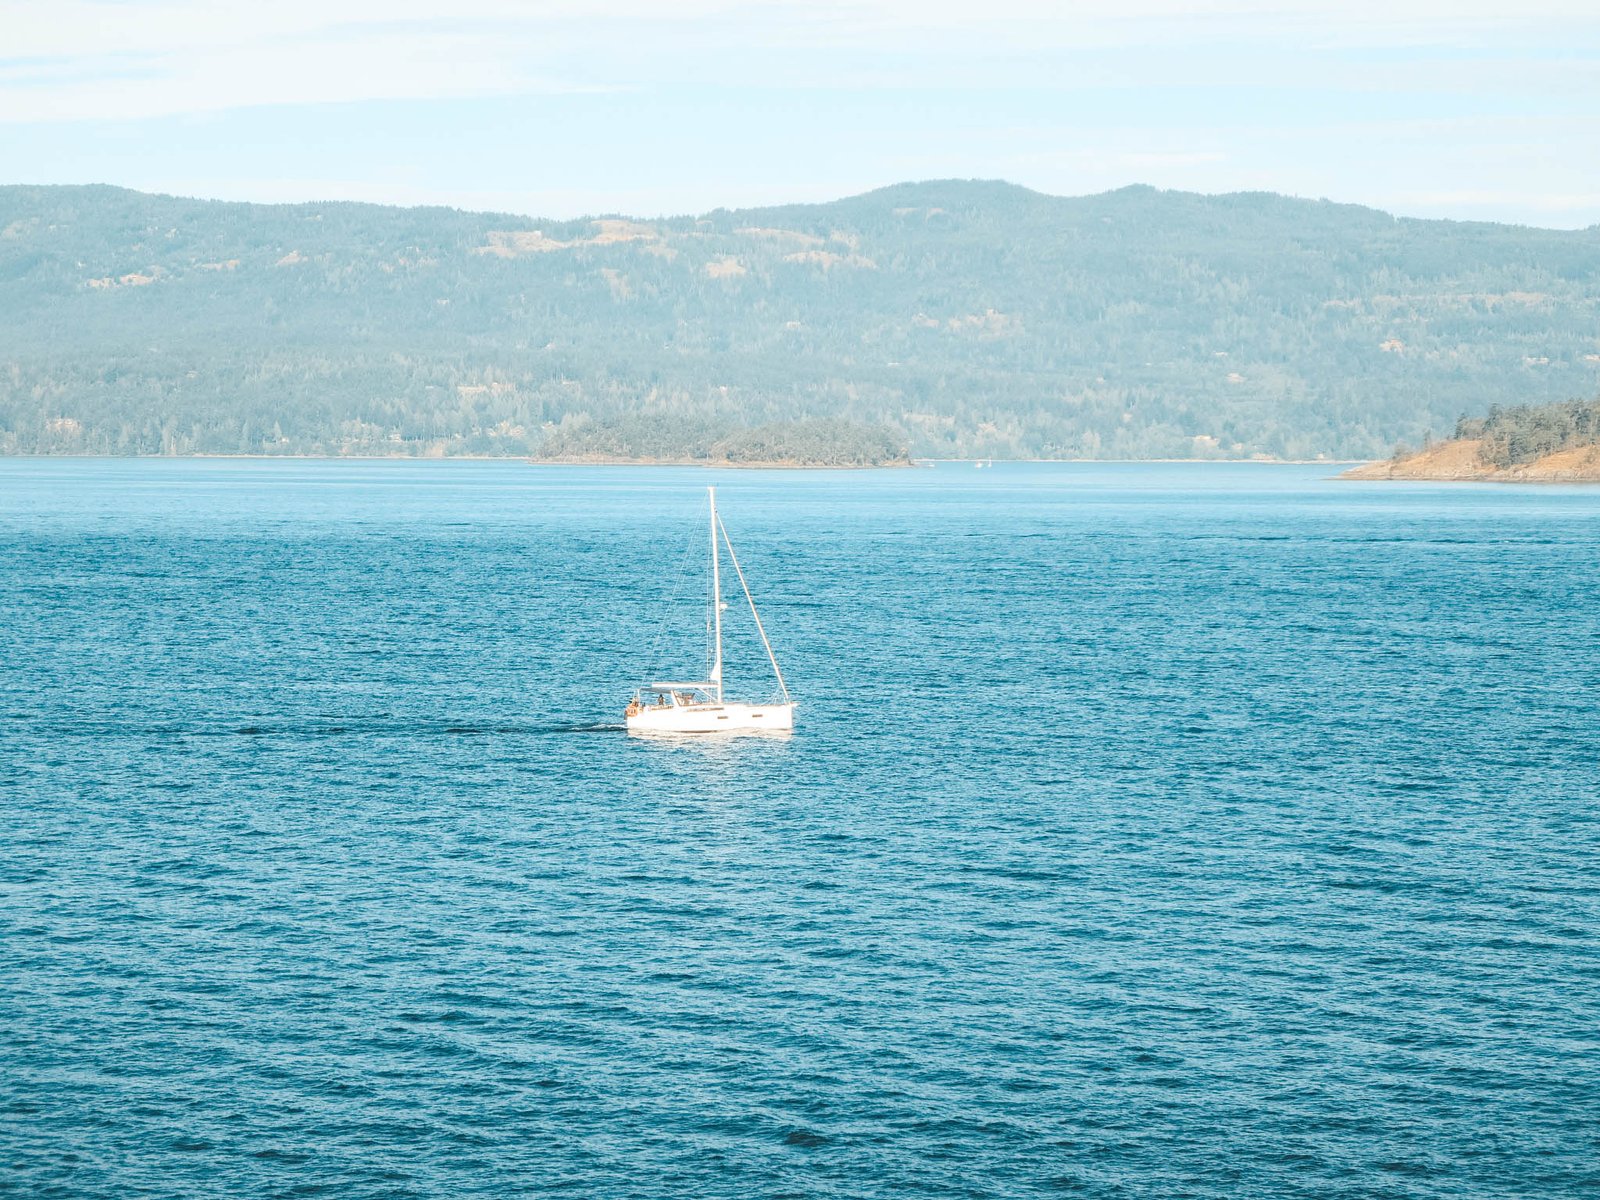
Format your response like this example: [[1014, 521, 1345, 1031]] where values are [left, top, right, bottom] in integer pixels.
[[626, 701, 795, 735]]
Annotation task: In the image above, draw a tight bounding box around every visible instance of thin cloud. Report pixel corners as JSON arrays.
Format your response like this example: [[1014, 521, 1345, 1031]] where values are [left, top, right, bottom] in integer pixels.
[[4, 0, 1599, 122], [1016, 149, 1230, 169], [1392, 189, 1600, 212], [0, 28, 617, 122]]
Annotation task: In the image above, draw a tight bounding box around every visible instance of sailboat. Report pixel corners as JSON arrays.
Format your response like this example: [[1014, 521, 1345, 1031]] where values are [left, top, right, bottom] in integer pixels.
[[624, 487, 796, 735]]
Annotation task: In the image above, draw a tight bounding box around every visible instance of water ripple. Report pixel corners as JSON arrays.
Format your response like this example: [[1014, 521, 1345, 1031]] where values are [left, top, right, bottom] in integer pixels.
[[2, 460, 1598, 1198]]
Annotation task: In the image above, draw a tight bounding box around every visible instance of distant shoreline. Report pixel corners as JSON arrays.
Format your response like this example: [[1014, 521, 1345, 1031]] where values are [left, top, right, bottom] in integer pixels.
[[941, 458, 1359, 466], [2, 453, 1362, 467], [0, 453, 913, 469]]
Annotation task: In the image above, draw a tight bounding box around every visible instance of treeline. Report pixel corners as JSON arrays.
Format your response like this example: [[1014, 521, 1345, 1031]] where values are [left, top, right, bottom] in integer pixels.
[[540, 415, 910, 465], [4, 180, 1600, 460], [1455, 397, 1600, 467]]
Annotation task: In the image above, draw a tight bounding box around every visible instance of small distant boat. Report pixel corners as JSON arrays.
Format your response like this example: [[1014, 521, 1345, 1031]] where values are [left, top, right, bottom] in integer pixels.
[[624, 488, 795, 735]]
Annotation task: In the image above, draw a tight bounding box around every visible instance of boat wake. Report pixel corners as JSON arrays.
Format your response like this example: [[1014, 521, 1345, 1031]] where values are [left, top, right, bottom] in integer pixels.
[[22, 720, 629, 739], [238, 720, 626, 737]]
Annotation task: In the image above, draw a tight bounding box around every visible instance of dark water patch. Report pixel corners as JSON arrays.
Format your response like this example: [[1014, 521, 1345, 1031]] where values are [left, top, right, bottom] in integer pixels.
[[782, 1128, 833, 1149], [251, 1148, 311, 1164]]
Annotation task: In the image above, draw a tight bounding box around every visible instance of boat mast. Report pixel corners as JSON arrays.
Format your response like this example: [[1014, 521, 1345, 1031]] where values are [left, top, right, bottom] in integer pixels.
[[709, 486, 723, 702]]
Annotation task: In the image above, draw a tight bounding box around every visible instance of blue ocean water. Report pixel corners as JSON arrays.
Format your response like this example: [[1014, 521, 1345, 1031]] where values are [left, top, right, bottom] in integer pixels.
[[2, 458, 1598, 1199]]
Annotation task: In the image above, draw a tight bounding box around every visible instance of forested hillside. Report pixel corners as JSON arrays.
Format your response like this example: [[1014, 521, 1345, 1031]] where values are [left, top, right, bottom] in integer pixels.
[[3, 180, 1599, 459]]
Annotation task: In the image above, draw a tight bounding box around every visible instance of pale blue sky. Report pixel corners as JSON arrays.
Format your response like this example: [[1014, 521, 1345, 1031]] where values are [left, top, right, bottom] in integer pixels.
[[3, 0, 1598, 225]]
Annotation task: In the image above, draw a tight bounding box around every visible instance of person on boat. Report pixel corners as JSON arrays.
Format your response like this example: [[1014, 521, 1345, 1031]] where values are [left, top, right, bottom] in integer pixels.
[[625, 698, 642, 718]]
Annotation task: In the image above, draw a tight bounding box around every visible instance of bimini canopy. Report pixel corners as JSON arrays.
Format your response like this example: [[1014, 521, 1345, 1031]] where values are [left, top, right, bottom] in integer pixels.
[[643, 682, 717, 693]]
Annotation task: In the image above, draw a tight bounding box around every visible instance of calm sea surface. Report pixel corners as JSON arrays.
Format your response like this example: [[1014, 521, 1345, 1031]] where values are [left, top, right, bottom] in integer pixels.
[[3, 459, 1598, 1199]]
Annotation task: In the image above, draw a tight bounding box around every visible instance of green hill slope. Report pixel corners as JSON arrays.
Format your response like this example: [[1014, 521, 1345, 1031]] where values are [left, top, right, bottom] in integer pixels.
[[3, 180, 1599, 459]]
